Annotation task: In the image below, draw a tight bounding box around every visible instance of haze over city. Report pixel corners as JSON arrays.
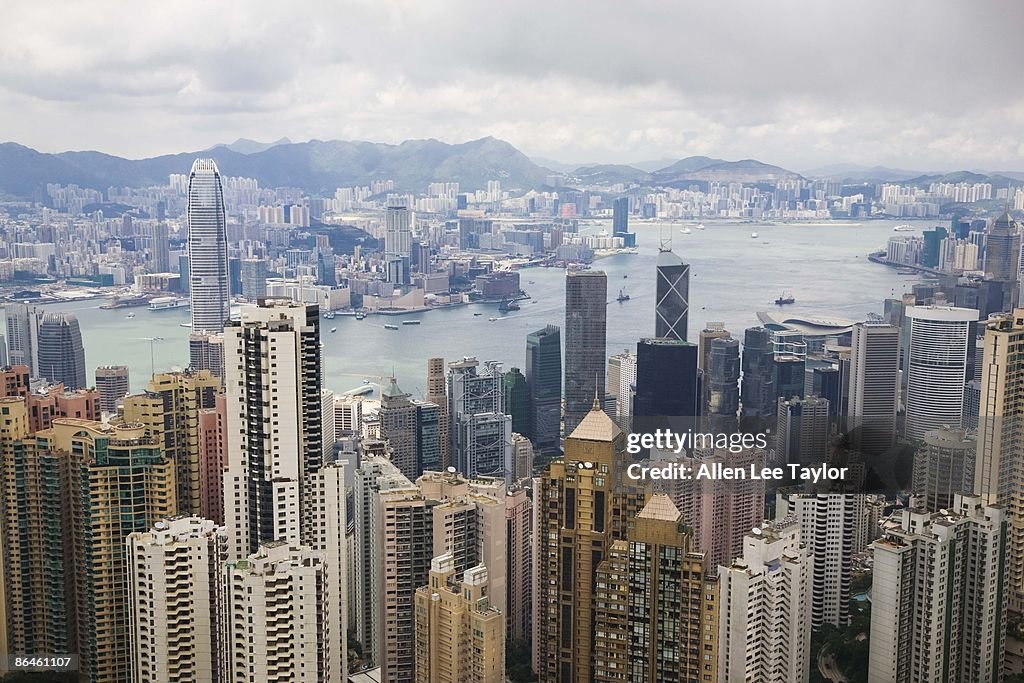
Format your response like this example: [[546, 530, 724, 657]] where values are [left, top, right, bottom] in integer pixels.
[[3, 0, 1024, 171]]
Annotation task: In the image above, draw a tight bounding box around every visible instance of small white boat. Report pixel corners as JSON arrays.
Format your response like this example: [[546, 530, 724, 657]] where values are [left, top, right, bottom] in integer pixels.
[[488, 317, 498, 322], [697, 223, 706, 230], [680, 227, 692, 234], [330, 327, 337, 333], [751, 232, 759, 238], [126, 313, 135, 319]]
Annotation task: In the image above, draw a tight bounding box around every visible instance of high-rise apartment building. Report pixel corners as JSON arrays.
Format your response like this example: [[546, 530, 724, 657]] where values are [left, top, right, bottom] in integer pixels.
[[718, 518, 812, 683], [37, 311, 87, 389], [219, 542, 340, 683], [776, 493, 862, 629], [149, 221, 171, 273], [504, 486, 532, 646], [534, 401, 647, 682], [913, 426, 974, 512], [95, 365, 130, 414], [188, 331, 225, 379], [564, 271, 607, 435], [607, 348, 636, 421], [868, 495, 1007, 683], [592, 493, 719, 682], [525, 325, 561, 451], [413, 554, 504, 683], [425, 357, 451, 468], [187, 159, 230, 335], [121, 369, 220, 517], [848, 322, 900, 453], [379, 378, 420, 479], [655, 247, 689, 341], [385, 205, 412, 285], [903, 306, 978, 440], [127, 517, 225, 683], [510, 431, 533, 482], [775, 395, 830, 467]]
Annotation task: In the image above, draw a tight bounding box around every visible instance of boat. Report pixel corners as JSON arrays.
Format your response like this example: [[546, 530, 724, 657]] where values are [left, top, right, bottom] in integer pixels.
[[384, 324, 399, 330], [354, 311, 366, 320], [125, 313, 135, 319], [697, 223, 706, 230], [893, 224, 915, 232], [751, 232, 759, 239], [774, 292, 795, 305], [498, 299, 520, 313], [616, 289, 631, 302], [623, 275, 628, 279], [330, 327, 337, 333], [362, 378, 371, 384], [149, 296, 189, 311], [179, 322, 193, 328], [323, 311, 336, 320], [402, 320, 421, 325], [680, 227, 692, 234], [488, 317, 498, 322], [473, 312, 483, 317], [896, 267, 918, 275], [528, 280, 535, 285]]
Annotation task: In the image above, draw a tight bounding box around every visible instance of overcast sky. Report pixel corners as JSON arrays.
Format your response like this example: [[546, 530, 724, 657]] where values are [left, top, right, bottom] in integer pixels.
[[2, 0, 1023, 171]]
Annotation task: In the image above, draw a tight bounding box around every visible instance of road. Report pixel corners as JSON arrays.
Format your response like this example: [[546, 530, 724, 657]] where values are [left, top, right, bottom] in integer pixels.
[[818, 643, 849, 683]]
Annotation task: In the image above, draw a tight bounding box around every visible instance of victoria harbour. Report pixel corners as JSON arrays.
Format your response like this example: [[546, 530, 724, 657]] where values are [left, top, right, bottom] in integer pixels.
[[23, 218, 922, 394]]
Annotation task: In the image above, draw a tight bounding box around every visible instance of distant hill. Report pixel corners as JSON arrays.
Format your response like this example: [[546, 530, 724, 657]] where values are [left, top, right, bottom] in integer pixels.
[[0, 137, 553, 199], [903, 170, 1019, 189], [653, 158, 801, 184], [213, 137, 293, 154], [569, 164, 652, 185], [802, 163, 930, 182], [653, 156, 726, 176]]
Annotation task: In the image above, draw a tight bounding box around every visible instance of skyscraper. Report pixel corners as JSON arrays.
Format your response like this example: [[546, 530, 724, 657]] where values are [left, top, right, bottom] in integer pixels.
[[848, 322, 900, 454], [150, 221, 171, 273], [869, 495, 1007, 683], [425, 357, 451, 468], [4, 302, 42, 376], [655, 246, 689, 341], [718, 518, 812, 683], [698, 321, 730, 372], [633, 338, 700, 433], [984, 210, 1020, 285], [913, 426, 975, 512], [385, 204, 412, 285], [903, 306, 978, 440], [94, 364, 130, 414], [127, 517, 225, 683], [611, 196, 634, 246], [502, 367, 529, 436], [525, 325, 561, 452], [740, 326, 775, 420], [592, 493, 719, 682], [239, 258, 268, 300], [379, 378, 420, 480], [533, 401, 647, 682], [187, 159, 229, 334], [447, 358, 512, 481], [413, 555, 505, 683], [775, 396, 830, 467], [707, 336, 740, 431], [504, 486, 532, 646], [564, 271, 607, 435], [36, 311, 86, 389]]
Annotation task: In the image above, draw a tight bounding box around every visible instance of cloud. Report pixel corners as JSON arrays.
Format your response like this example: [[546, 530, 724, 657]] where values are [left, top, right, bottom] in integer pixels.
[[1, 0, 1023, 171]]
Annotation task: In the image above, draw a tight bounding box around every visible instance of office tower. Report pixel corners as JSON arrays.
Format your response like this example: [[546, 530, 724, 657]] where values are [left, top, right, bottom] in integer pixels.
[[150, 221, 171, 273], [385, 204, 412, 285], [413, 400, 441, 474], [807, 365, 841, 415], [187, 159, 230, 334], [698, 321, 730, 371], [985, 210, 1020, 284], [776, 493, 862, 629], [178, 254, 190, 294], [58, 420, 174, 683], [198, 393, 227, 524], [510, 432, 533, 482], [869, 495, 1007, 683], [655, 246, 689, 341], [37, 311, 86, 389], [239, 258, 268, 300], [335, 394, 364, 436], [95, 364, 129, 414], [740, 327, 774, 419], [707, 336, 740, 431], [775, 396, 830, 467], [505, 486, 532, 645], [633, 338, 700, 433], [525, 325, 561, 451], [219, 542, 339, 683], [564, 271, 607, 435], [848, 322, 900, 453], [534, 401, 647, 682], [502, 367, 529, 436], [612, 196, 629, 234], [0, 333, 7, 367], [127, 517, 225, 683], [718, 519, 812, 683], [903, 306, 978, 440], [426, 357, 451, 468], [913, 426, 974, 512], [121, 369, 220, 517], [974, 309, 1024, 606], [592, 493, 719, 683], [228, 256, 242, 296], [771, 346, 805, 406], [447, 358, 512, 481], [661, 446, 767, 570], [606, 349, 636, 420], [188, 331, 225, 379], [413, 555, 504, 683], [5, 303, 42, 376], [223, 299, 325, 559], [379, 378, 419, 480]]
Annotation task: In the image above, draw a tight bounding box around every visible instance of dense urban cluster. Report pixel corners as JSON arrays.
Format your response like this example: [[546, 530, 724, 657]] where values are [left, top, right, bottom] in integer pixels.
[[0, 156, 1022, 683]]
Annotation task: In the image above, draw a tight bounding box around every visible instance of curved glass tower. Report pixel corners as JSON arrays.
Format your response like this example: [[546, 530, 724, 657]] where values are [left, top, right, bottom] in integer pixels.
[[187, 158, 229, 333]]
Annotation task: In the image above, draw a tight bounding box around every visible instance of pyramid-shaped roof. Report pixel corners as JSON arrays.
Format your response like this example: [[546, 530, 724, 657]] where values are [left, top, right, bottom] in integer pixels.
[[636, 492, 682, 522], [568, 400, 621, 442]]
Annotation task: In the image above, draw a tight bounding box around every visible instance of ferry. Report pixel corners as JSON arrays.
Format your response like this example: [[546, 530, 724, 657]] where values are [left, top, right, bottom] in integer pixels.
[[893, 224, 915, 232], [149, 296, 189, 311], [473, 312, 483, 317], [402, 320, 421, 325], [751, 232, 759, 239], [679, 226, 692, 234], [774, 292, 795, 305], [354, 311, 366, 320], [384, 324, 399, 330]]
